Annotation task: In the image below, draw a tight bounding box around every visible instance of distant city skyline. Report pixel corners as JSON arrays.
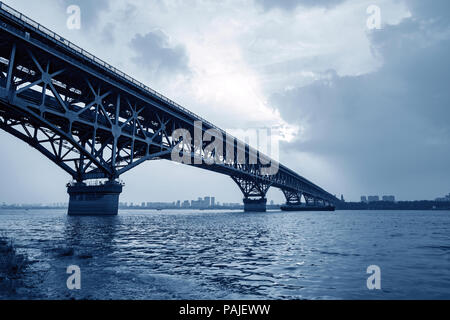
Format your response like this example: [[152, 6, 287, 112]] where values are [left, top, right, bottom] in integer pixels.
[[3, 190, 450, 209], [360, 195, 396, 203], [1, 194, 284, 209], [4, 191, 450, 209]]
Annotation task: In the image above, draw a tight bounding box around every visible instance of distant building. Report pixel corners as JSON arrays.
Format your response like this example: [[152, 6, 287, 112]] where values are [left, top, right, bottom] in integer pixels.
[[340, 194, 345, 202], [382, 195, 396, 202], [181, 200, 190, 208], [361, 196, 368, 203], [223, 202, 241, 208], [204, 196, 211, 208], [270, 200, 274, 205], [367, 196, 380, 203], [190, 198, 200, 208], [211, 197, 215, 207], [190, 197, 211, 209], [435, 193, 450, 202], [191, 198, 203, 209]]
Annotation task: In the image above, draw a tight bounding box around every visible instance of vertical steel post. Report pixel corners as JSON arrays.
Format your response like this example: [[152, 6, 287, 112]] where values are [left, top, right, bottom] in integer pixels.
[[6, 43, 16, 96]]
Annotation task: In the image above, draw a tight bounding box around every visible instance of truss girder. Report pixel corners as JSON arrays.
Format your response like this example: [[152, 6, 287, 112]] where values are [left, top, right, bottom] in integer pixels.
[[282, 190, 302, 205], [0, 10, 338, 205], [0, 41, 177, 181], [231, 176, 272, 199]]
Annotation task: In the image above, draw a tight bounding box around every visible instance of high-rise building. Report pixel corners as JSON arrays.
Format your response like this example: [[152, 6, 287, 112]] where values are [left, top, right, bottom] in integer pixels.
[[368, 196, 380, 202], [211, 197, 215, 207], [361, 196, 368, 203], [182, 200, 190, 208], [382, 195, 395, 202], [340, 194, 345, 202], [204, 197, 211, 208], [435, 193, 450, 202]]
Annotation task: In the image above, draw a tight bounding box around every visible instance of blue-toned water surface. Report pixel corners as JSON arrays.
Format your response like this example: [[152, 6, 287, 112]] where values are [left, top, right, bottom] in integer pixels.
[[0, 209, 449, 299]]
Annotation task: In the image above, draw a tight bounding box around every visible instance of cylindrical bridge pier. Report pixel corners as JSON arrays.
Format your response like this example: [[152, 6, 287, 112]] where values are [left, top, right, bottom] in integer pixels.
[[243, 198, 267, 212], [67, 181, 123, 216]]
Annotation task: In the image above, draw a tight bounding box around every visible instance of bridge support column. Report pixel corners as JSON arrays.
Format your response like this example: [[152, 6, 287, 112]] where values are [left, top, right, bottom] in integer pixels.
[[231, 177, 271, 212], [243, 198, 267, 212], [67, 181, 123, 216]]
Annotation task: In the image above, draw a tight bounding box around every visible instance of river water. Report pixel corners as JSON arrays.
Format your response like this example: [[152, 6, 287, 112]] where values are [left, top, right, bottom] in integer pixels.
[[0, 209, 449, 300]]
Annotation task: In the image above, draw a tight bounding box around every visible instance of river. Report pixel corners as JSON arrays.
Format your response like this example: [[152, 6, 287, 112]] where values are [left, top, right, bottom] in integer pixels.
[[0, 209, 449, 300]]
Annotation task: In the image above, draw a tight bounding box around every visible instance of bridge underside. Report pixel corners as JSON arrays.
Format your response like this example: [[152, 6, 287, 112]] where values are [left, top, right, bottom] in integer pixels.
[[282, 189, 332, 208], [0, 4, 339, 215]]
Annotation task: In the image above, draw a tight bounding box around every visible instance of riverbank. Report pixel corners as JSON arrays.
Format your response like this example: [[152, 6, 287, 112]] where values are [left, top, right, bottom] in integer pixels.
[[0, 235, 29, 297]]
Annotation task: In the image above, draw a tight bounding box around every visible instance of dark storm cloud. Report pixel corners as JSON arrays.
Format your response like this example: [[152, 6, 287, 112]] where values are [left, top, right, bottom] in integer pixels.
[[130, 31, 190, 75], [405, 0, 450, 24], [272, 0, 450, 199], [255, 0, 346, 11], [60, 0, 109, 29]]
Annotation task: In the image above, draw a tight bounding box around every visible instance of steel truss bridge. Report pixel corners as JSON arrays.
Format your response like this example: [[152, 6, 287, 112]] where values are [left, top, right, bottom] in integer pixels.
[[0, 2, 338, 214]]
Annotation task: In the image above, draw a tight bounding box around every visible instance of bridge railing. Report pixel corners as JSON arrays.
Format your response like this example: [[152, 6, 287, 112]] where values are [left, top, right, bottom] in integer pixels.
[[0, 1, 335, 200]]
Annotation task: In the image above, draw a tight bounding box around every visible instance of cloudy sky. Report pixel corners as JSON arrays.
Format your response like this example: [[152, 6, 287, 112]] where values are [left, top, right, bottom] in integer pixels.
[[1, 0, 449, 204]]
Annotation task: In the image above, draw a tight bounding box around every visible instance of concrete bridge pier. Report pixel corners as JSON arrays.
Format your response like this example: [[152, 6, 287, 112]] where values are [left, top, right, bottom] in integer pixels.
[[67, 181, 123, 216], [243, 198, 267, 212]]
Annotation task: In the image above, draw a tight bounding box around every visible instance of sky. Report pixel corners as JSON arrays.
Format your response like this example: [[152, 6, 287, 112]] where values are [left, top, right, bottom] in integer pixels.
[[0, 0, 449, 204]]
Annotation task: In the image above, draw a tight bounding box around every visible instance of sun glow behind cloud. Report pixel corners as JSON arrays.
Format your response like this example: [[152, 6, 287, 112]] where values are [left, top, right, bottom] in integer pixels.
[[107, 0, 304, 142]]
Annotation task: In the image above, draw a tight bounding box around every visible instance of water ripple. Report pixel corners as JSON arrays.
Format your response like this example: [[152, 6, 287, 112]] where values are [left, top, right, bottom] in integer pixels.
[[1, 209, 450, 299]]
